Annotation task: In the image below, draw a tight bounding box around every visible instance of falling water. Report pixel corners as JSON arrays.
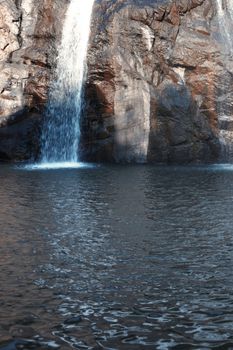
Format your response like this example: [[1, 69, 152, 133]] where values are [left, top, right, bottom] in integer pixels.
[[40, 0, 95, 166], [216, 0, 233, 51], [216, 0, 233, 161]]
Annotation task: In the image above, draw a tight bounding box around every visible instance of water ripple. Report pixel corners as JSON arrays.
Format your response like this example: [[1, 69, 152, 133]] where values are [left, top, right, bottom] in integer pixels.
[[0, 164, 233, 348]]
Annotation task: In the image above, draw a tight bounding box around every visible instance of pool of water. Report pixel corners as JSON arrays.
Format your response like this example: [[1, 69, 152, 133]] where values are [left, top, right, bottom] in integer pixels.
[[1, 163, 233, 349]]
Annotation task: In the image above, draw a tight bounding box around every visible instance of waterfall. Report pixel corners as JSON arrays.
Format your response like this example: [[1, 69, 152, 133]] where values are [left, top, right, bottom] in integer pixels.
[[40, 0, 94, 166], [216, 0, 233, 161], [216, 0, 233, 53]]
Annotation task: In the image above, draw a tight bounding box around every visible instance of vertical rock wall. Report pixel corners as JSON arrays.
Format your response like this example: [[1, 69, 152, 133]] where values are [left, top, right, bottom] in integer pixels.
[[83, 0, 225, 163], [0, 0, 66, 160]]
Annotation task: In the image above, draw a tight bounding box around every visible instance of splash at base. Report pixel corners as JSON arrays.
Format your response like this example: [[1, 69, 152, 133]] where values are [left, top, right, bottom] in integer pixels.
[[22, 162, 96, 170]]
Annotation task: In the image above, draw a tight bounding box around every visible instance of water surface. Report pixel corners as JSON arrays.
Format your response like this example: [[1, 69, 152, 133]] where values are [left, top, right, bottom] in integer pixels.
[[1, 164, 233, 349]]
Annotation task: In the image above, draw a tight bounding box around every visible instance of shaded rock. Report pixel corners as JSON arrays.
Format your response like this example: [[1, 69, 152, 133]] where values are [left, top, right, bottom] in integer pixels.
[[0, 111, 42, 161], [82, 0, 223, 163], [0, 0, 67, 161]]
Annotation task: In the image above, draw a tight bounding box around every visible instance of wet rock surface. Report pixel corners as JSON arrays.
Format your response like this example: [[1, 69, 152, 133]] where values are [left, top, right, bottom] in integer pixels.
[[0, 0, 232, 163]]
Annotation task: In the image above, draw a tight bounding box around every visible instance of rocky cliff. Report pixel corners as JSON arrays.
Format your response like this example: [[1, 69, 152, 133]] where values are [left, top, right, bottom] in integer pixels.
[[0, 0, 65, 160], [0, 0, 232, 163], [83, 0, 229, 163]]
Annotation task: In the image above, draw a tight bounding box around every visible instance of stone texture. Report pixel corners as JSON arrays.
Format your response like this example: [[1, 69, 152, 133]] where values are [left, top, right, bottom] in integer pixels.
[[82, 0, 225, 163], [0, 0, 232, 163], [0, 0, 66, 161]]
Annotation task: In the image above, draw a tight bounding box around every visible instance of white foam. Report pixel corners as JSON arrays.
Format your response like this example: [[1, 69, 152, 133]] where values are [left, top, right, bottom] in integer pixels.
[[210, 163, 233, 171], [22, 162, 96, 170], [188, 164, 233, 171]]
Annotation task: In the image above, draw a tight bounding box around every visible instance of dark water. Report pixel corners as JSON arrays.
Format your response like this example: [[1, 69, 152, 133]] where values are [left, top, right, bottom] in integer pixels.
[[1, 164, 233, 349]]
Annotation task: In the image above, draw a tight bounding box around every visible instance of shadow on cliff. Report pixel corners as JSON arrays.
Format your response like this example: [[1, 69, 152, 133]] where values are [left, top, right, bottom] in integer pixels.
[[81, 81, 221, 164], [0, 82, 221, 165], [147, 83, 221, 164], [0, 108, 42, 162]]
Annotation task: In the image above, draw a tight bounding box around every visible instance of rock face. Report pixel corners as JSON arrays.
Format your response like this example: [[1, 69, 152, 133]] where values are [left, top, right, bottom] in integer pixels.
[[0, 0, 65, 160], [82, 0, 229, 163], [0, 0, 232, 163]]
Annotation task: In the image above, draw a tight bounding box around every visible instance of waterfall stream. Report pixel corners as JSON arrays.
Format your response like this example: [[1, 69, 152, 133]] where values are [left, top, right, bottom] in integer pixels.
[[216, 0, 233, 52], [40, 0, 94, 167]]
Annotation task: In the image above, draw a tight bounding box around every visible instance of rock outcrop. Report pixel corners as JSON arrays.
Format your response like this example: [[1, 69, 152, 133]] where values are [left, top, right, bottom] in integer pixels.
[[82, 0, 229, 163], [0, 0, 65, 160], [0, 0, 232, 163]]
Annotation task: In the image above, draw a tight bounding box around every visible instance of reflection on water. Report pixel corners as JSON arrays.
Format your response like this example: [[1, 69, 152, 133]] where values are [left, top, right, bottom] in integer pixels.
[[1, 164, 233, 349]]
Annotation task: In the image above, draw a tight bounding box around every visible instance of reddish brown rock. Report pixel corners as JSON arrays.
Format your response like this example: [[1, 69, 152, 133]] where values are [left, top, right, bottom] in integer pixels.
[[82, 0, 224, 163], [0, 0, 66, 161], [0, 0, 231, 163]]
